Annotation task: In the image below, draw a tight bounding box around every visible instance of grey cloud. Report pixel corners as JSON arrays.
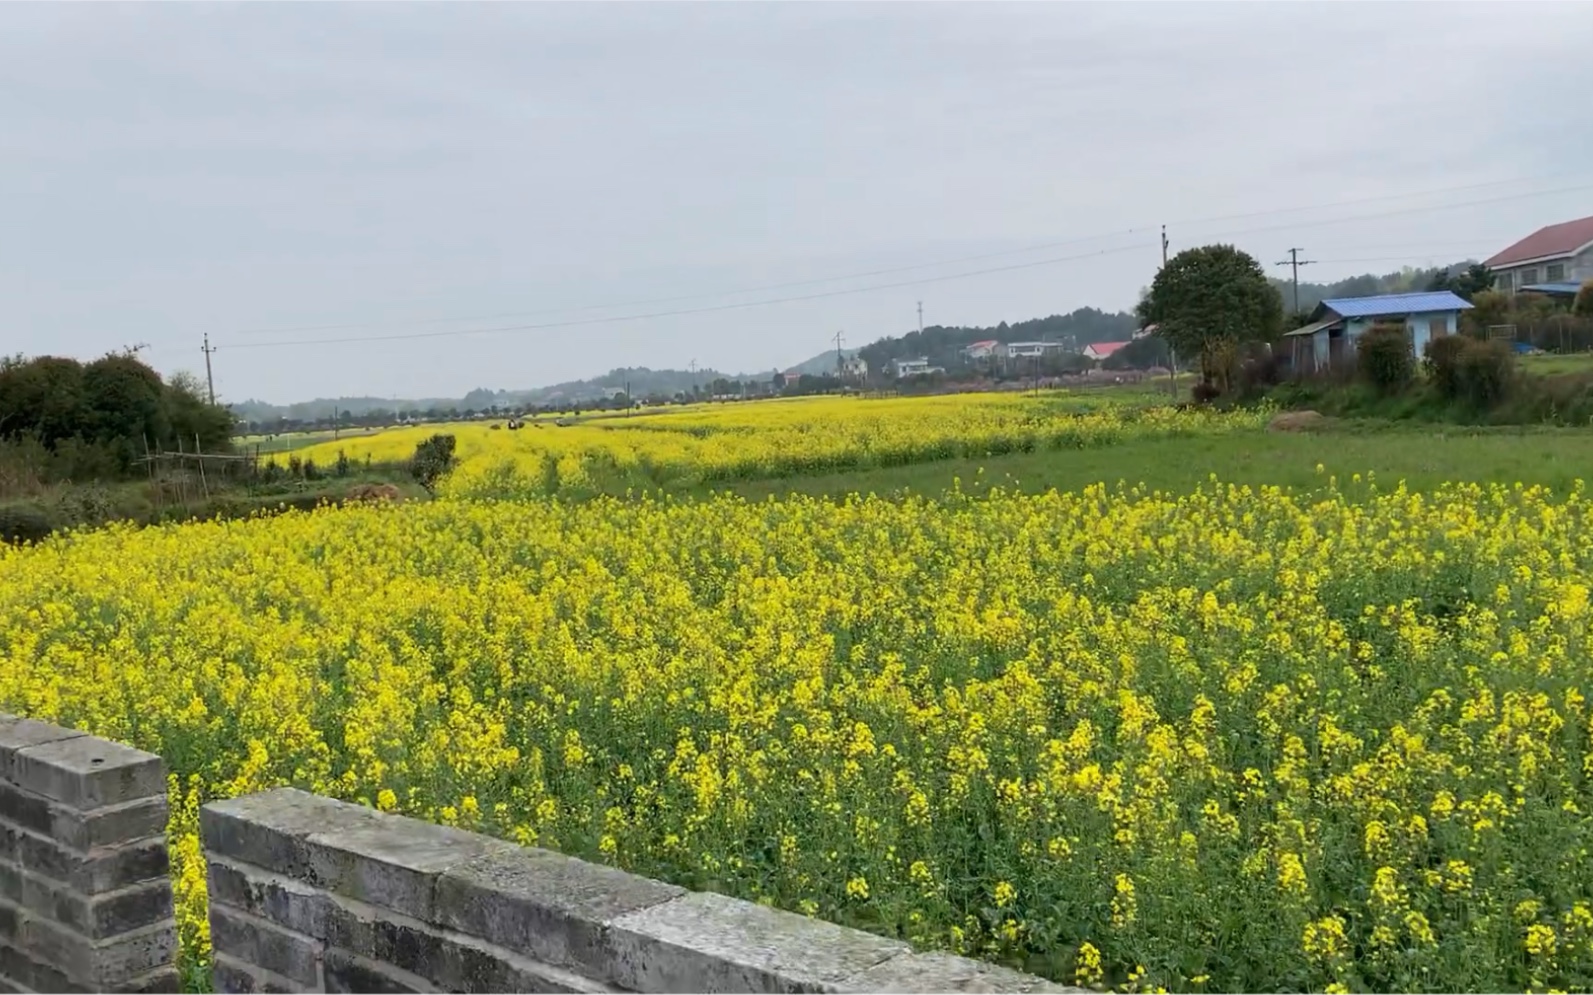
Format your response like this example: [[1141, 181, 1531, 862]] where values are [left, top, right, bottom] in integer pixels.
[[2, 3, 1591, 401]]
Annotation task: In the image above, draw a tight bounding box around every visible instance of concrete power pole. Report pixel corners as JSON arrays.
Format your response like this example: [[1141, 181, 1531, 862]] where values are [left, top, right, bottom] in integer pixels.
[[1275, 247, 1316, 316], [833, 330, 846, 378], [1162, 226, 1177, 397], [917, 301, 924, 335], [201, 333, 218, 405]]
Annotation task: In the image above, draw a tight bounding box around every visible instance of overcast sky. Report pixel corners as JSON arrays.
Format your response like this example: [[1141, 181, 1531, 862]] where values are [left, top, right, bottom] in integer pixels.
[[4, 2, 1592, 403]]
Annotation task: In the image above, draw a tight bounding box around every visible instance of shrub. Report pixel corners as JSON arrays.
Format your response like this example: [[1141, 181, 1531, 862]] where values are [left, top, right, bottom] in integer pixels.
[[0, 503, 54, 545], [1357, 323, 1415, 394], [335, 450, 351, 478], [410, 434, 458, 494], [1455, 338, 1515, 408], [1577, 279, 1593, 318], [1424, 335, 1469, 399], [1190, 381, 1221, 405]]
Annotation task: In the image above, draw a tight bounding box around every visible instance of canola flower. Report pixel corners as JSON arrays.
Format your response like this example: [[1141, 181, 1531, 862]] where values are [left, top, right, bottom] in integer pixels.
[[291, 392, 1268, 499], [6, 475, 1593, 991]]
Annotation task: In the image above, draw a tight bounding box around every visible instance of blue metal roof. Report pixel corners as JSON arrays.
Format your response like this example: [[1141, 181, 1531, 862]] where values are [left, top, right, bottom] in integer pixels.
[[1316, 291, 1474, 319], [1518, 282, 1583, 296]]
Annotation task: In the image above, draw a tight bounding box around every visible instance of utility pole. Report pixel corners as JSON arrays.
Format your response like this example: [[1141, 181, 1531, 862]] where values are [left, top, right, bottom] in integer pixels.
[[1161, 226, 1176, 397], [201, 333, 217, 405], [1275, 247, 1316, 316], [833, 330, 846, 378], [917, 301, 924, 335], [688, 358, 698, 399]]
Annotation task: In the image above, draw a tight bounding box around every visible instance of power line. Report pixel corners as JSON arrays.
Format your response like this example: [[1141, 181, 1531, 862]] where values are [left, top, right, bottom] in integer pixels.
[[230, 169, 1593, 341], [182, 179, 1593, 357], [224, 242, 1156, 351]]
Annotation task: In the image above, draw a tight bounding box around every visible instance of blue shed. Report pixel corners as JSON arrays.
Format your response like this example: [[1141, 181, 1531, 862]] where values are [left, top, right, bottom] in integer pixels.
[[1284, 291, 1473, 374]]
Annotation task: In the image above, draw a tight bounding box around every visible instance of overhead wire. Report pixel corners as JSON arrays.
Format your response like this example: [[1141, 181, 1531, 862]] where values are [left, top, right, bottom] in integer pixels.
[[223, 180, 1593, 353], [228, 168, 1593, 341]]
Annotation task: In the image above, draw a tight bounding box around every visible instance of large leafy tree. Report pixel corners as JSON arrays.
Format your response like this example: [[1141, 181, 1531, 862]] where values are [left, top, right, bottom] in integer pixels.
[[1136, 244, 1283, 390], [1426, 263, 1495, 302]]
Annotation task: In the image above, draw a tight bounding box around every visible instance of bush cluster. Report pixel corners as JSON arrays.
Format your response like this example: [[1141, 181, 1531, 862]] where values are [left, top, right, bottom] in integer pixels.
[[1423, 335, 1515, 407]]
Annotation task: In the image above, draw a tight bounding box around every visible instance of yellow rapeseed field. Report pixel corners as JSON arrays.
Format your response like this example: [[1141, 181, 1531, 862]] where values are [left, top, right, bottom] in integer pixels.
[[292, 393, 1268, 499], [5, 472, 1593, 992]]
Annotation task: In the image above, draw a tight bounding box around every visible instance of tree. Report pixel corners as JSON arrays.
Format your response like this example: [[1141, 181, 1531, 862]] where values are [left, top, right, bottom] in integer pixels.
[[1137, 244, 1283, 393], [1426, 263, 1495, 302], [1576, 280, 1593, 319], [1463, 290, 1511, 336], [409, 434, 457, 495]]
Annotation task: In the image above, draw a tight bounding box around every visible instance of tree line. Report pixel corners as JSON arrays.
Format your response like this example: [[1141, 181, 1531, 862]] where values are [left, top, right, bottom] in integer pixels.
[[0, 352, 234, 480]]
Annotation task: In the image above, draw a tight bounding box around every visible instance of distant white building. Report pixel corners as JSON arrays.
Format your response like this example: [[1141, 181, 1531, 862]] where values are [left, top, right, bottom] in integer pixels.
[[1003, 341, 1059, 360], [842, 355, 869, 379], [963, 339, 1000, 361], [891, 357, 937, 378]]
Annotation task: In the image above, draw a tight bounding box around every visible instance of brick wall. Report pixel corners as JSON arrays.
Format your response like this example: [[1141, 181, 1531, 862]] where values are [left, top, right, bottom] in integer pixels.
[[0, 714, 178, 993], [201, 788, 1071, 994]]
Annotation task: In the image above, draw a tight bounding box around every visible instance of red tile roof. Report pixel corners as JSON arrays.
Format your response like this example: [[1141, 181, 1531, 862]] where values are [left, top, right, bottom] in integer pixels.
[[1486, 214, 1593, 267], [1085, 341, 1130, 357]]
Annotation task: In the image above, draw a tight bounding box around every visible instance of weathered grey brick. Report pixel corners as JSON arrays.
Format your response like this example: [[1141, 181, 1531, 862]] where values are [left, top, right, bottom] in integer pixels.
[[115, 966, 182, 993], [209, 904, 323, 990], [0, 937, 84, 993], [9, 737, 163, 811], [206, 858, 338, 939], [208, 858, 616, 994], [212, 952, 303, 995], [436, 845, 682, 973], [301, 818, 514, 923], [201, 790, 383, 883], [0, 864, 171, 940], [0, 784, 167, 853], [8, 912, 175, 990], [838, 952, 1083, 994], [606, 891, 909, 993], [1, 824, 167, 893], [0, 716, 84, 785], [322, 948, 428, 994]]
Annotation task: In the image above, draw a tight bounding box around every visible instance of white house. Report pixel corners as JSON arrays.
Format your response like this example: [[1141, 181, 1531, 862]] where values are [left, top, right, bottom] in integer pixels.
[[841, 355, 869, 380], [890, 357, 935, 378], [1003, 341, 1059, 360], [1486, 214, 1593, 296]]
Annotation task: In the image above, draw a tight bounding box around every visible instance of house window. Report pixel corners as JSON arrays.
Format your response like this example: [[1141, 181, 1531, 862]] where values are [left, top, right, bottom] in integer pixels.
[[1518, 267, 1539, 285], [1547, 263, 1566, 282], [1495, 271, 1512, 292]]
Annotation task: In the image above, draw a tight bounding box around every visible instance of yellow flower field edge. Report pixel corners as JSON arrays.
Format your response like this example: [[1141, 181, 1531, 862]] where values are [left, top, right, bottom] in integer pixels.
[[289, 394, 1269, 500], [4, 478, 1593, 991]]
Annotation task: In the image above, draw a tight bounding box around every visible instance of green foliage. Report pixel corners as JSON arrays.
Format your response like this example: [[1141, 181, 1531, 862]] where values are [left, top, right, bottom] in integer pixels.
[[410, 434, 458, 494], [1455, 338, 1516, 408], [1576, 280, 1593, 319], [0, 353, 234, 480], [1423, 335, 1468, 400], [1358, 324, 1416, 394], [1138, 244, 1284, 390], [1463, 291, 1512, 335], [1425, 263, 1495, 301]]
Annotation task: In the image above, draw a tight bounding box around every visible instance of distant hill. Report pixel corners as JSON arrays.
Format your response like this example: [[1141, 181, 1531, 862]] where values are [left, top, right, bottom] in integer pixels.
[[857, 307, 1139, 372], [783, 347, 860, 378]]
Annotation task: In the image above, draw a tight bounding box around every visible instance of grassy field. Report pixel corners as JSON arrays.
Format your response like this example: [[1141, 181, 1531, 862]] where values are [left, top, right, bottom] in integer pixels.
[[1520, 351, 1593, 376], [712, 420, 1593, 502]]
